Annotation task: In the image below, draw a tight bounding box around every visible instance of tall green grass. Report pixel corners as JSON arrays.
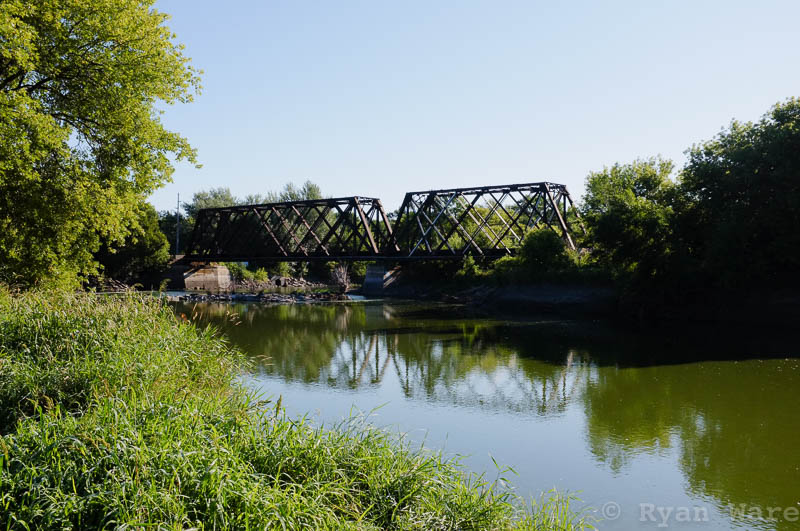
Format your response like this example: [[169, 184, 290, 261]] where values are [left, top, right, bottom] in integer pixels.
[[0, 290, 591, 529]]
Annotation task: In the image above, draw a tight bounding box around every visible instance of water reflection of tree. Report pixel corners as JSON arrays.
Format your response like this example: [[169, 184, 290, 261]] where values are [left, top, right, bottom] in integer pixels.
[[178, 302, 361, 383], [583, 361, 800, 528]]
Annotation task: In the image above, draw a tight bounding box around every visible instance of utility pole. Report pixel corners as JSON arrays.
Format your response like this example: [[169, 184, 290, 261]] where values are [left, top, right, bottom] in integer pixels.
[[176, 193, 180, 256]]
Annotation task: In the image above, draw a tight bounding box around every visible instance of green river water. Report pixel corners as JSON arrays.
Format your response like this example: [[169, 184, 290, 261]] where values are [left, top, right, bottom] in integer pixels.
[[173, 299, 800, 530]]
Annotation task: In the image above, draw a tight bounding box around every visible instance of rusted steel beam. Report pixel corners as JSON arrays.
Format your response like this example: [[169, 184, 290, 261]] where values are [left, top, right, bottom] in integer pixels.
[[544, 186, 576, 251]]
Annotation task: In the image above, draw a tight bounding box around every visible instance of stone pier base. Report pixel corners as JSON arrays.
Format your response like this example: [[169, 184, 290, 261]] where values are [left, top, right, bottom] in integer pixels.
[[182, 264, 232, 291]]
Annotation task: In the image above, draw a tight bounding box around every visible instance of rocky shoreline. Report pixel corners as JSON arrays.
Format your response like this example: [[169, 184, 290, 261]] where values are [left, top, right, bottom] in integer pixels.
[[168, 290, 350, 304], [232, 276, 328, 291]]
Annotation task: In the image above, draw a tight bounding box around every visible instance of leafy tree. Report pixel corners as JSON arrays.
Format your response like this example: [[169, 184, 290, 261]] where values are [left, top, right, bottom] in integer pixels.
[[278, 180, 323, 202], [94, 204, 169, 286], [581, 157, 676, 278], [679, 98, 800, 287], [583, 157, 674, 214], [183, 187, 238, 220], [242, 194, 269, 205], [0, 0, 199, 286], [181, 181, 323, 221]]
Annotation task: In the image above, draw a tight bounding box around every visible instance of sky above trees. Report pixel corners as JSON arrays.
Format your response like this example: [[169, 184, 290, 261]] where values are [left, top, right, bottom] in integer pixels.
[[151, 0, 800, 212]]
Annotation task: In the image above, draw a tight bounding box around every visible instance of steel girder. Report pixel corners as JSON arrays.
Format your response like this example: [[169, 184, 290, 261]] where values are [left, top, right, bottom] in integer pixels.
[[183, 197, 398, 262], [392, 182, 584, 258]]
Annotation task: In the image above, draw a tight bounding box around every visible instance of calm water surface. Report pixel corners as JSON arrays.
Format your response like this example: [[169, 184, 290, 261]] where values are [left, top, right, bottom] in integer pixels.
[[174, 299, 800, 530]]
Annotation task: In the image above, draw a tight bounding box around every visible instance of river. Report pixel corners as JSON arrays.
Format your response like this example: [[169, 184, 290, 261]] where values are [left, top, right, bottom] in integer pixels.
[[173, 299, 800, 530]]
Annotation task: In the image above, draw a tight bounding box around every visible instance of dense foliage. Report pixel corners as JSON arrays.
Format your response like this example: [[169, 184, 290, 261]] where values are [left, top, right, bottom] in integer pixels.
[[157, 209, 194, 255], [94, 204, 170, 286], [581, 157, 677, 280], [428, 98, 800, 320], [0, 0, 199, 287], [680, 99, 800, 287], [179, 181, 323, 222], [518, 230, 573, 272], [578, 98, 800, 315], [0, 291, 587, 529]]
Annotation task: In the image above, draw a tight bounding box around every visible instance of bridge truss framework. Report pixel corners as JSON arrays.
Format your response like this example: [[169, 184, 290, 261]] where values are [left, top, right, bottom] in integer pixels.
[[393, 182, 584, 258], [182, 182, 584, 262], [184, 196, 397, 262]]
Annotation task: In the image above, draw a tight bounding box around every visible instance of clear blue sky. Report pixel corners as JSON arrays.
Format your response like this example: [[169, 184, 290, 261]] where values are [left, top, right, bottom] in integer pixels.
[[150, 0, 800, 212]]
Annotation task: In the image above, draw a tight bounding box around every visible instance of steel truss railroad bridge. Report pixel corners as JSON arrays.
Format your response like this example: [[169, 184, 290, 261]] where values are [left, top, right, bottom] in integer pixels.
[[182, 182, 584, 263]]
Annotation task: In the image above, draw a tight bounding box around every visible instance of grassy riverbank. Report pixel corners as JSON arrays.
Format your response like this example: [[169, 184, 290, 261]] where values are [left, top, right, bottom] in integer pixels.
[[0, 290, 588, 529]]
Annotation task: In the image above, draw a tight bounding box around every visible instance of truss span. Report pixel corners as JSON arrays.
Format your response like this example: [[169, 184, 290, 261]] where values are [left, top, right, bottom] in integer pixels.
[[182, 182, 584, 262], [184, 196, 398, 262], [393, 182, 584, 258]]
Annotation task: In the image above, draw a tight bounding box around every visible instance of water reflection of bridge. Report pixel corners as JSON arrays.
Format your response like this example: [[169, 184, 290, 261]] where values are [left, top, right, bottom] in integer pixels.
[[321, 332, 590, 415], [184, 301, 592, 415]]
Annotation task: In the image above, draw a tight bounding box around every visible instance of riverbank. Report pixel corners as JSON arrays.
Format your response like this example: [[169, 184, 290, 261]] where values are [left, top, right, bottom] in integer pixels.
[[382, 280, 617, 318], [162, 271, 800, 328], [0, 290, 588, 529], [380, 273, 800, 327]]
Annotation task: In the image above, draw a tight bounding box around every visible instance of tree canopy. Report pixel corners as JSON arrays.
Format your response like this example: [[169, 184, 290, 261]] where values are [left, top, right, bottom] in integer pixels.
[[581, 157, 676, 277], [182, 188, 238, 220], [0, 0, 199, 286], [679, 98, 800, 286], [579, 98, 800, 315]]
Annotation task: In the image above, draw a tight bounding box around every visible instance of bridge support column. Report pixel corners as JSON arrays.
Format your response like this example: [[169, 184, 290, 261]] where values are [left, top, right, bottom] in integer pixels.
[[362, 264, 401, 295], [183, 264, 232, 291]]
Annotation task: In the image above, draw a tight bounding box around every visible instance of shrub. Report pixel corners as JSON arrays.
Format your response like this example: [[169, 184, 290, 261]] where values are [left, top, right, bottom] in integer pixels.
[[94, 204, 170, 287], [271, 261, 293, 278], [455, 256, 485, 279], [519, 230, 572, 272], [225, 261, 250, 281]]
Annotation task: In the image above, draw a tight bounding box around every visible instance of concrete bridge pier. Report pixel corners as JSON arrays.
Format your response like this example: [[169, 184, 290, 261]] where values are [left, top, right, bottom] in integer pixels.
[[362, 263, 401, 295], [165, 259, 232, 291]]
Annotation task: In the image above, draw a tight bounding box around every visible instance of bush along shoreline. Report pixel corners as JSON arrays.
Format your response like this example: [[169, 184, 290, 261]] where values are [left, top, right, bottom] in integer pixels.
[[0, 291, 589, 530]]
